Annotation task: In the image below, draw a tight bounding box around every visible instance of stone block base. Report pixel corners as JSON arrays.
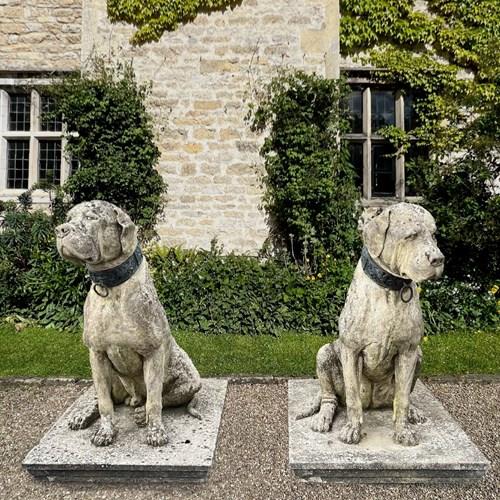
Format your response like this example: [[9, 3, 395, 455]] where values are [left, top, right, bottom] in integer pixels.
[[288, 380, 489, 483], [23, 379, 227, 483]]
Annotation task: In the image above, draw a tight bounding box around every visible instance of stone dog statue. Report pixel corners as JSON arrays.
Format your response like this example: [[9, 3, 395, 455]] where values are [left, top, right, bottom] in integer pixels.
[[55, 200, 202, 447], [297, 203, 444, 446]]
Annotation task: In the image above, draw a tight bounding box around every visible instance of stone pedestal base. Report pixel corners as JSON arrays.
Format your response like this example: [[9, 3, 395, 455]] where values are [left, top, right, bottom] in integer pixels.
[[23, 379, 227, 483], [288, 379, 489, 483]]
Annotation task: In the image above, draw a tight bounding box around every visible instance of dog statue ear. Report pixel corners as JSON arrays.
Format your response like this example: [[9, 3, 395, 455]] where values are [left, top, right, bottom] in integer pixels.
[[113, 207, 138, 256], [363, 208, 391, 257]]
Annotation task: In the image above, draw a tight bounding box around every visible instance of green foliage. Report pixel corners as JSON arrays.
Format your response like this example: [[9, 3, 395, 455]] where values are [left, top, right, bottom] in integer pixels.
[[0, 203, 87, 328], [341, 1, 500, 283], [420, 279, 499, 334], [147, 242, 354, 336], [418, 155, 500, 282], [249, 70, 361, 264], [107, 0, 241, 45], [46, 60, 166, 237]]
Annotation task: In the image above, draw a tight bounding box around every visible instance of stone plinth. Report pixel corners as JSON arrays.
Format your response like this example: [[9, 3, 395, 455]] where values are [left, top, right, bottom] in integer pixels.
[[288, 379, 490, 484], [23, 379, 227, 483]]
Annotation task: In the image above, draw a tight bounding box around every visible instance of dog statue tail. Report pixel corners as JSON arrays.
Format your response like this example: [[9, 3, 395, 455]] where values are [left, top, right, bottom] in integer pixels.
[[295, 391, 322, 420], [187, 394, 202, 420]]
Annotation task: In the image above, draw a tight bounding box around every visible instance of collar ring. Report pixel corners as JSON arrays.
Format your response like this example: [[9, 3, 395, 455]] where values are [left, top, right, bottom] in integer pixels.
[[400, 285, 413, 303], [93, 283, 109, 298]]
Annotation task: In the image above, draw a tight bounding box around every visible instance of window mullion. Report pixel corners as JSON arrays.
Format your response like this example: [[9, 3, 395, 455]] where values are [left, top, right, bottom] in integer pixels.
[[28, 90, 39, 189], [0, 90, 8, 189], [363, 87, 371, 200], [395, 92, 404, 200]]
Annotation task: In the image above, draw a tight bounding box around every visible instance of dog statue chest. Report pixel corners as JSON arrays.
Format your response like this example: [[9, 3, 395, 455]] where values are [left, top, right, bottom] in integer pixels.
[[83, 292, 164, 356]]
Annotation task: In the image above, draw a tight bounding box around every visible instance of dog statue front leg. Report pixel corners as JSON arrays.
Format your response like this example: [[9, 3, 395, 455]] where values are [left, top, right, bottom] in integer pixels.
[[339, 347, 363, 444], [143, 346, 168, 446], [393, 347, 420, 446], [89, 349, 117, 446]]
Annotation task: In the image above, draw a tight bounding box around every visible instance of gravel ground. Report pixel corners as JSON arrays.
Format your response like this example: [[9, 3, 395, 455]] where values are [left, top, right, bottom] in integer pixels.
[[0, 378, 498, 500]]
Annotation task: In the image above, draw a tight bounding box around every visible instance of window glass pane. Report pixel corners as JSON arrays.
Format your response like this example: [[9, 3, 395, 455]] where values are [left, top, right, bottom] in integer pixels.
[[347, 90, 363, 133], [371, 91, 395, 131], [372, 142, 396, 197], [405, 143, 429, 196], [70, 157, 80, 175], [38, 140, 62, 185], [404, 93, 418, 131], [347, 141, 363, 188], [8, 94, 31, 131], [7, 140, 30, 189], [41, 96, 62, 132]]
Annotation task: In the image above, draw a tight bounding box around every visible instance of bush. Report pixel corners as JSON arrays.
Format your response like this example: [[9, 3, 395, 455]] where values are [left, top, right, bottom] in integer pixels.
[[46, 60, 166, 238], [249, 70, 361, 266], [0, 203, 87, 328], [420, 279, 499, 335], [147, 243, 354, 336], [1, 201, 496, 335]]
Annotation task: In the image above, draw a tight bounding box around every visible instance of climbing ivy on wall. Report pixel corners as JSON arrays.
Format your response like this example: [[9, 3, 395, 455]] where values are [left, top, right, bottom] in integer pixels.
[[107, 0, 240, 45], [341, 0, 500, 282], [341, 0, 499, 152]]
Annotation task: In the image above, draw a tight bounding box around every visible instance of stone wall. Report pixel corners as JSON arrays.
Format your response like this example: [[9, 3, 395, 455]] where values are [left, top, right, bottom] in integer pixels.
[[82, 0, 339, 253], [0, 0, 82, 72]]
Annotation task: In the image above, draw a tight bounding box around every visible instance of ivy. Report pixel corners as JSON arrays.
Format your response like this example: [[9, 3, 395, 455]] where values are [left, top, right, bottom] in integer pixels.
[[107, 0, 240, 45], [46, 60, 166, 238], [248, 70, 361, 265], [341, 0, 500, 283]]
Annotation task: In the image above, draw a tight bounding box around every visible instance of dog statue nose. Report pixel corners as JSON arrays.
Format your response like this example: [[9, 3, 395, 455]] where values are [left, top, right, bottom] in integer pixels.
[[55, 223, 72, 238], [427, 252, 445, 267]]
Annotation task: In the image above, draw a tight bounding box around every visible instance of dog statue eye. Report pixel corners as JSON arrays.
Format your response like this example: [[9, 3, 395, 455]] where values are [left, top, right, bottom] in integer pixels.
[[405, 232, 418, 240]]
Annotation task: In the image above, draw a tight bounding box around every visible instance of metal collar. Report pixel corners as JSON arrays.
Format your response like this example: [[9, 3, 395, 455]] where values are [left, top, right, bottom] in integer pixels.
[[87, 245, 143, 295], [360, 247, 414, 302]]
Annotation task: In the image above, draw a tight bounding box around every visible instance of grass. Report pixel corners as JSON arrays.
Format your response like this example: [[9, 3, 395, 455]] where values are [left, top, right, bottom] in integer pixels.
[[0, 324, 498, 378]]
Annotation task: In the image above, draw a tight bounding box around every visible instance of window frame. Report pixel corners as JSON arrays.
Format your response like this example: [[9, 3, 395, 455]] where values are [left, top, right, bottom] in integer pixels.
[[0, 78, 70, 203], [343, 70, 423, 206]]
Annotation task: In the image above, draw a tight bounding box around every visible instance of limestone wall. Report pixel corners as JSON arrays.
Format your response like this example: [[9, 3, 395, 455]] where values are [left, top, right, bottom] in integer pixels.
[[82, 0, 338, 253], [0, 0, 82, 72]]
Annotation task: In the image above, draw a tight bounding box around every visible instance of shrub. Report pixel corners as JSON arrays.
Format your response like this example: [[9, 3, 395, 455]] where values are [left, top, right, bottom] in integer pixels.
[[249, 70, 361, 266], [46, 60, 166, 238], [147, 243, 354, 336], [0, 203, 87, 328], [420, 279, 499, 335]]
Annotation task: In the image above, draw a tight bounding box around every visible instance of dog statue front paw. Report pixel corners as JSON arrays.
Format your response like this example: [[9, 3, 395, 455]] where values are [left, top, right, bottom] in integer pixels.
[[338, 421, 362, 444], [394, 425, 419, 446], [311, 403, 336, 433], [91, 418, 117, 446], [146, 422, 168, 447]]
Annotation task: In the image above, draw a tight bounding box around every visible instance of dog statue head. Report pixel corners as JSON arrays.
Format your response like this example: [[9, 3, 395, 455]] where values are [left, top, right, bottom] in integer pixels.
[[362, 203, 444, 283], [55, 200, 137, 271]]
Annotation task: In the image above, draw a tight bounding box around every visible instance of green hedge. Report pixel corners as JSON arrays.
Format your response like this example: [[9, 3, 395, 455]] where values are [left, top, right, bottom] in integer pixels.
[[0, 207, 497, 336], [147, 244, 353, 336]]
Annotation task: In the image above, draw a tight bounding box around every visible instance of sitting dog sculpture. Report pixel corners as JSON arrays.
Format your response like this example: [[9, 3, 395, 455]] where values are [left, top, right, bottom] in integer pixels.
[[56, 200, 201, 447], [297, 203, 444, 446]]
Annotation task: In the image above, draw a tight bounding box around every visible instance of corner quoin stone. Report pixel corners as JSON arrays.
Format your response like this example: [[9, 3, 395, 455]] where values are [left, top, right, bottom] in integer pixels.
[[288, 379, 490, 484], [23, 379, 228, 483]]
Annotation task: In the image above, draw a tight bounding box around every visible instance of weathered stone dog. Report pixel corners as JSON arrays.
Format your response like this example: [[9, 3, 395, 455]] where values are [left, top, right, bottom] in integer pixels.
[[56, 200, 201, 447], [297, 203, 444, 446]]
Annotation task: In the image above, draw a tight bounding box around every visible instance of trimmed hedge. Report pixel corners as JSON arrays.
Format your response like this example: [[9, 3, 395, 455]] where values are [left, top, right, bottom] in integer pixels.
[[0, 207, 497, 336]]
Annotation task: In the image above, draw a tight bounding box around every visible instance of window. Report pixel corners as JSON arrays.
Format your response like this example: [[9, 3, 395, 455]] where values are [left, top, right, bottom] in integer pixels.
[[0, 87, 70, 201], [344, 80, 424, 202]]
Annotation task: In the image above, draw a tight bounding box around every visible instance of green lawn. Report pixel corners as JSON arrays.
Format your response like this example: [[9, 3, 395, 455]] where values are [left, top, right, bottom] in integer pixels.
[[0, 324, 498, 378]]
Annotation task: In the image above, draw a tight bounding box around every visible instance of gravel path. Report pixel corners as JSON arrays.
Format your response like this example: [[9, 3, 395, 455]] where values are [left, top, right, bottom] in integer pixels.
[[0, 379, 498, 500]]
